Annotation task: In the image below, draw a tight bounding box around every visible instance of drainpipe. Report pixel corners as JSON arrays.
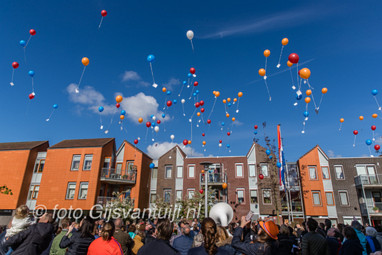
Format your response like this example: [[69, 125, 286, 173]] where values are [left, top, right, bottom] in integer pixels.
[[360, 178, 371, 225]]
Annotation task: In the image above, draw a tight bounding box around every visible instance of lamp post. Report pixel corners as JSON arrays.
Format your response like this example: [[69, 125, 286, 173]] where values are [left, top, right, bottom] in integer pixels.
[[200, 161, 213, 218]]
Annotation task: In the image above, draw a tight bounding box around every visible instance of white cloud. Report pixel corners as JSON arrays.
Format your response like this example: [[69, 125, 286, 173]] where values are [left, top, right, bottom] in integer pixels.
[[375, 136, 382, 144], [327, 150, 341, 158], [121, 70, 150, 87], [232, 120, 244, 126], [147, 142, 203, 160], [163, 78, 180, 90]]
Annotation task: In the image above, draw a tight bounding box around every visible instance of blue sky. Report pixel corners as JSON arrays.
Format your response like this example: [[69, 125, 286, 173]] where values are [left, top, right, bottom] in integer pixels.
[[1, 0, 382, 161]]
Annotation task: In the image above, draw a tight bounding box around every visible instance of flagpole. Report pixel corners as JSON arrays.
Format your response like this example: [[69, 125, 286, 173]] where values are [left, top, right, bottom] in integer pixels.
[[278, 124, 291, 223]]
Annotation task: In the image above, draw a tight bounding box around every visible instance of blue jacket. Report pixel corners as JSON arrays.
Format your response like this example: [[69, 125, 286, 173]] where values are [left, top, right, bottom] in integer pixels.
[[354, 228, 367, 255], [172, 235, 193, 255]]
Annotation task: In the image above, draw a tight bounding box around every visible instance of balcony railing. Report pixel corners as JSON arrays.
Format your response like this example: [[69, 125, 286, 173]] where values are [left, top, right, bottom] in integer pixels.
[[96, 196, 135, 207], [360, 202, 382, 216], [355, 174, 381, 187], [100, 168, 137, 184], [200, 172, 226, 185], [281, 201, 303, 212]]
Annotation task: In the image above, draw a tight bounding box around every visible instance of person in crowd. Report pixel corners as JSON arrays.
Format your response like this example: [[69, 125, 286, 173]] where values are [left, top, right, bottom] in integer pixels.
[[137, 219, 179, 255], [172, 222, 193, 255], [375, 226, 382, 251], [339, 226, 363, 255], [3, 213, 53, 255], [325, 220, 332, 234], [278, 224, 294, 255], [171, 221, 186, 246], [59, 216, 95, 255], [317, 223, 326, 238], [128, 225, 137, 240], [113, 218, 134, 255], [50, 218, 72, 255], [365, 227, 381, 254], [216, 226, 238, 255], [227, 223, 236, 237], [352, 221, 368, 255], [192, 230, 204, 248], [192, 219, 201, 234], [132, 224, 146, 255], [301, 218, 328, 255], [87, 221, 123, 255], [326, 228, 340, 255], [144, 227, 155, 245], [231, 216, 279, 255]]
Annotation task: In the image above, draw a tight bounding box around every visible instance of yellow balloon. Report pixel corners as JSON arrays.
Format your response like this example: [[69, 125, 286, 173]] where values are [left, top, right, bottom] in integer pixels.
[[322, 88, 328, 94], [215, 91, 220, 97], [233, 98, 237, 102], [287, 61, 293, 67], [258, 68, 266, 77], [305, 97, 311, 104], [340, 118, 344, 123], [306, 89, 312, 96], [226, 113, 230, 118], [372, 113, 378, 118], [264, 49, 270, 57], [232, 117, 236, 122], [359, 116, 364, 121], [238, 92, 243, 97], [197, 112, 201, 117], [81, 57, 89, 66], [138, 117, 143, 123], [282, 38, 289, 46], [162, 87, 167, 93], [116, 95, 123, 103], [120, 115, 125, 120], [227, 98, 231, 102], [223, 99, 227, 104], [202, 141, 206, 145]]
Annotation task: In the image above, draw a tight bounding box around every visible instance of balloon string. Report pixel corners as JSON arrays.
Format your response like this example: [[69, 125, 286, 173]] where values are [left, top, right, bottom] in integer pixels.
[[296, 63, 299, 86], [99, 115, 103, 129], [277, 46, 284, 68], [306, 80, 318, 109], [11, 69, 15, 85], [317, 94, 325, 110], [298, 79, 302, 91], [149, 63, 155, 84], [201, 114, 205, 124], [339, 123, 343, 131], [302, 121, 306, 134], [190, 108, 197, 119], [264, 79, 271, 101], [224, 104, 228, 114], [25, 35, 32, 48], [189, 86, 195, 99], [178, 84, 185, 97], [265, 57, 268, 72], [353, 135, 357, 147], [374, 96, 382, 111], [46, 109, 55, 122], [98, 17, 104, 29], [77, 66, 87, 91], [207, 97, 217, 120], [145, 128, 149, 142], [190, 40, 194, 52], [182, 103, 186, 116], [368, 147, 372, 157], [236, 99, 240, 113], [106, 110, 116, 131], [31, 77, 34, 93], [289, 67, 294, 87], [23, 48, 27, 65]]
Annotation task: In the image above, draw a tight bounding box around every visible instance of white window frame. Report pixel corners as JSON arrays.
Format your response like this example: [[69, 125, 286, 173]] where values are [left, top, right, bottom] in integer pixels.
[[151, 168, 158, 179], [83, 155, 93, 171], [165, 165, 172, 179], [188, 189, 195, 199], [249, 164, 256, 177], [260, 163, 269, 177], [237, 188, 245, 204], [263, 189, 272, 204], [71, 155, 81, 171], [28, 185, 40, 200], [150, 193, 157, 203], [312, 191, 322, 206], [78, 182, 88, 200], [325, 192, 334, 206], [335, 165, 345, 180], [339, 190, 349, 206], [176, 190, 183, 201], [235, 163, 244, 178], [188, 165, 195, 179], [66, 182, 76, 200], [309, 166, 318, 180], [164, 189, 171, 203], [177, 166, 183, 178], [250, 190, 258, 204], [322, 166, 330, 180]]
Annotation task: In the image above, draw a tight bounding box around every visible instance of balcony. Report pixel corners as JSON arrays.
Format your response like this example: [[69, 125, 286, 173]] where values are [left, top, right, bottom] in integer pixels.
[[96, 196, 135, 207], [355, 174, 381, 188], [200, 172, 226, 186], [281, 201, 303, 213], [100, 168, 137, 184], [360, 202, 382, 216]]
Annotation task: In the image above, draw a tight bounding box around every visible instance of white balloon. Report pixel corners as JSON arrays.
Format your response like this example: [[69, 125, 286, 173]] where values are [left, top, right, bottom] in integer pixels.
[[186, 30, 194, 40], [219, 144, 222, 147], [154, 126, 160, 132], [170, 135, 175, 140], [181, 99, 185, 104], [152, 116, 156, 120]]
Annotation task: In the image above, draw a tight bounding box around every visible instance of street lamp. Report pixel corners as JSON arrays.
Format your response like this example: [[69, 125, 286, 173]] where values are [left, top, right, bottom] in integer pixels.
[[200, 161, 213, 218]]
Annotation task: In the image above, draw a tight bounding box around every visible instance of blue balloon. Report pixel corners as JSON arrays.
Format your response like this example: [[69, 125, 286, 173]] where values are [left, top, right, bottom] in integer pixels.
[[193, 92, 197, 97], [162, 113, 165, 118], [196, 90, 199, 94], [121, 110, 126, 115], [372, 89, 378, 96], [53, 104, 58, 109], [269, 155, 273, 159], [152, 122, 156, 127], [303, 111, 309, 117], [149, 163, 155, 169], [150, 114, 154, 118], [265, 149, 271, 155], [188, 73, 192, 78], [227, 102, 232, 107], [173, 99, 177, 104], [98, 106, 104, 112], [254, 131, 258, 135], [366, 139, 372, 146], [277, 162, 282, 168], [167, 91, 171, 95], [19, 40, 26, 47], [183, 81, 187, 85], [221, 122, 225, 126], [147, 54, 155, 62], [226, 144, 230, 148], [28, 70, 35, 77], [296, 94, 302, 100]]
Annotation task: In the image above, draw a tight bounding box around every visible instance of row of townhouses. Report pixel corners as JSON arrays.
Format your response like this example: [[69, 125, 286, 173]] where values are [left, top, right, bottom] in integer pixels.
[[0, 139, 381, 227]]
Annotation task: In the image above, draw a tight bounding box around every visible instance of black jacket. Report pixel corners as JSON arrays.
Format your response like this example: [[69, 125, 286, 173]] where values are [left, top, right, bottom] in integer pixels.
[[4, 223, 54, 255], [188, 246, 230, 255], [339, 239, 363, 255], [301, 231, 329, 255], [277, 234, 294, 255], [59, 231, 95, 255], [137, 239, 180, 255], [326, 237, 340, 255], [232, 227, 278, 255]]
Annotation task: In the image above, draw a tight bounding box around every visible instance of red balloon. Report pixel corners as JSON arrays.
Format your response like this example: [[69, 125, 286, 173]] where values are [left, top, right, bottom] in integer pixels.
[[200, 108, 205, 113], [227, 132, 231, 136], [28, 93, 34, 100], [199, 189, 204, 194], [219, 140, 222, 143], [202, 133, 205, 136], [288, 53, 299, 64], [183, 139, 188, 146], [375, 144, 380, 151], [29, 29, 36, 36], [194, 81, 198, 87], [207, 119, 211, 124], [167, 100, 172, 107], [101, 10, 107, 17], [134, 139, 138, 145], [254, 125, 258, 129], [116, 103, 120, 108], [371, 125, 377, 131], [195, 102, 200, 108], [353, 130, 358, 135], [298, 70, 300, 76], [157, 120, 161, 124], [190, 67, 196, 74], [259, 174, 264, 180], [200, 100, 204, 106], [146, 122, 151, 128], [12, 62, 19, 69]]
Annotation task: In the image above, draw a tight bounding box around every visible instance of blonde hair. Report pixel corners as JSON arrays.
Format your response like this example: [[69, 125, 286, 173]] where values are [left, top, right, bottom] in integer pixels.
[[15, 205, 29, 219], [101, 222, 115, 241], [216, 226, 229, 243]]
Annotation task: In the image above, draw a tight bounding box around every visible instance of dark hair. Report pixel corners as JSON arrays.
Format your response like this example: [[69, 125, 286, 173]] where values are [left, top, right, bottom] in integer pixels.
[[101, 222, 115, 241], [128, 225, 136, 233], [201, 218, 218, 255], [288, 226, 294, 235], [319, 223, 325, 230], [344, 226, 358, 240], [307, 218, 318, 232], [156, 219, 173, 241], [79, 217, 95, 238], [325, 219, 332, 229], [61, 218, 71, 229]]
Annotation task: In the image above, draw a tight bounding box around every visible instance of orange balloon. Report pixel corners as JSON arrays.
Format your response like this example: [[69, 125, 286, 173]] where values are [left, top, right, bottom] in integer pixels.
[[202, 141, 206, 145], [138, 117, 143, 123], [226, 113, 230, 118], [233, 98, 237, 102], [188, 140, 192, 145], [227, 98, 231, 102], [116, 95, 123, 103], [120, 115, 125, 120], [287, 61, 293, 67], [238, 92, 243, 97], [215, 91, 220, 97], [372, 113, 378, 118], [81, 57, 89, 66], [321, 88, 328, 94], [306, 90, 312, 96], [264, 49, 270, 57], [258, 68, 266, 77], [162, 87, 167, 93], [282, 38, 289, 46], [340, 118, 344, 123], [197, 112, 201, 117], [232, 117, 236, 122], [213, 91, 216, 95], [201, 169, 205, 174], [223, 99, 227, 104], [359, 116, 364, 120], [222, 183, 228, 189], [305, 97, 311, 104], [299, 68, 311, 79]]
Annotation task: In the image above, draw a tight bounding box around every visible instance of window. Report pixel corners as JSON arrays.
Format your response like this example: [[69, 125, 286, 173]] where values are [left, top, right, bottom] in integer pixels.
[[78, 182, 88, 199], [33, 160, 45, 173], [150, 193, 157, 203], [260, 164, 269, 177], [367, 166, 378, 184], [176, 190, 183, 200], [339, 191, 349, 206], [28, 185, 39, 200], [177, 166, 183, 178], [312, 191, 321, 206], [116, 163, 122, 175], [83, 155, 93, 170], [126, 161, 134, 172], [71, 155, 81, 171], [250, 190, 258, 204], [322, 166, 330, 179], [237, 189, 245, 204], [326, 192, 334, 206], [263, 189, 272, 204], [66, 182, 76, 199], [236, 164, 243, 177], [335, 165, 345, 180], [103, 158, 111, 169], [188, 189, 195, 199], [151, 168, 157, 179], [249, 164, 256, 177], [309, 166, 317, 180], [165, 165, 172, 179], [164, 189, 171, 203], [188, 165, 195, 178]]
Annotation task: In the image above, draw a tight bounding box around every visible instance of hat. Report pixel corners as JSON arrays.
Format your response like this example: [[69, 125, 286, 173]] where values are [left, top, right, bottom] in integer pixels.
[[259, 221, 279, 240]]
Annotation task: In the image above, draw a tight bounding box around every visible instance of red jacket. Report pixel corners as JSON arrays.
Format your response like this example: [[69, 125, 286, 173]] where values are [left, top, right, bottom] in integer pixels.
[[87, 237, 123, 255]]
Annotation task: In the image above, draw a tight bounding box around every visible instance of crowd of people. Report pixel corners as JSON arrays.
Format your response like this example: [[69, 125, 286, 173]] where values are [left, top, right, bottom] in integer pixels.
[[1, 205, 382, 255]]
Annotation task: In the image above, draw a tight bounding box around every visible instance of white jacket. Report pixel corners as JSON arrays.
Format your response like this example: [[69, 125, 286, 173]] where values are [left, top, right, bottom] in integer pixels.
[[5, 216, 35, 238]]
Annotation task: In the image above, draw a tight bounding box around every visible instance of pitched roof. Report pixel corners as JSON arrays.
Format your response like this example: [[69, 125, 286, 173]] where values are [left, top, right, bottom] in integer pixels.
[[49, 138, 114, 149], [0, 141, 48, 151], [121, 140, 153, 160], [298, 145, 320, 160]]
